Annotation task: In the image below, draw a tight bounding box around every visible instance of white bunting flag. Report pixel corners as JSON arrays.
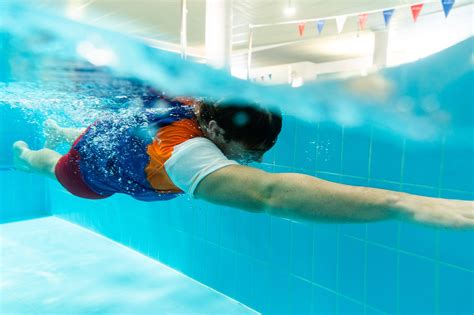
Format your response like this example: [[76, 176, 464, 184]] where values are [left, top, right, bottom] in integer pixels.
[[336, 16, 347, 33]]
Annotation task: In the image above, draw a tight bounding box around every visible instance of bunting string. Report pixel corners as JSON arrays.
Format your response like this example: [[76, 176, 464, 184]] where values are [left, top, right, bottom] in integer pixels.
[[247, 0, 458, 83], [248, 1, 457, 37]]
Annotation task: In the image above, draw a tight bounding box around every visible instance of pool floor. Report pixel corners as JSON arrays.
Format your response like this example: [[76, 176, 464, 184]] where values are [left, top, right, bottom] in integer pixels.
[[0, 217, 258, 314]]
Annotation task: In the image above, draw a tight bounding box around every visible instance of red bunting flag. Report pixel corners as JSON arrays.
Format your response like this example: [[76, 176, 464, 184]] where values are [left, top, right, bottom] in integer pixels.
[[410, 4, 424, 22], [298, 23, 305, 36], [358, 13, 368, 30]]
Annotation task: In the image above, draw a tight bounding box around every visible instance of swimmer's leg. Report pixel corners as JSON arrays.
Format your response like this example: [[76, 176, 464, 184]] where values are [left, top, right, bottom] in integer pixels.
[[13, 141, 61, 180], [44, 119, 86, 148]]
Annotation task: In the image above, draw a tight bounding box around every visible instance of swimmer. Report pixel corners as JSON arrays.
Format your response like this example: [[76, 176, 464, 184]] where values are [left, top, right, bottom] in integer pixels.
[[12, 95, 474, 228]]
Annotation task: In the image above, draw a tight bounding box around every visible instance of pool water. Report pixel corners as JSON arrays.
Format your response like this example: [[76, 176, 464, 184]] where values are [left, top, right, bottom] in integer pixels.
[[1, 1, 473, 315]]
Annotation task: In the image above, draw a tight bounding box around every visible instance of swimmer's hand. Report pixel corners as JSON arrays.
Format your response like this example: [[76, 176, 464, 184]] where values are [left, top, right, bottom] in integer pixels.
[[395, 194, 474, 229]]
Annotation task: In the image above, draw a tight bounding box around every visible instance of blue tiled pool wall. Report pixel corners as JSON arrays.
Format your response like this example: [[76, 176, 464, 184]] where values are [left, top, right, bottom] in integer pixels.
[[0, 106, 49, 223], [46, 113, 473, 315]]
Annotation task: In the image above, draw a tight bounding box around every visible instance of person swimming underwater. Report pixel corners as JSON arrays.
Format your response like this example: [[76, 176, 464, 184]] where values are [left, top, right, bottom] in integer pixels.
[[12, 94, 474, 228]]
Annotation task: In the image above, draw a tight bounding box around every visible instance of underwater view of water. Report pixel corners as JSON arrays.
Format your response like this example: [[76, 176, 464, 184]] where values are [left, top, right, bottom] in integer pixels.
[[1, 1, 473, 315], [1, 0, 473, 146]]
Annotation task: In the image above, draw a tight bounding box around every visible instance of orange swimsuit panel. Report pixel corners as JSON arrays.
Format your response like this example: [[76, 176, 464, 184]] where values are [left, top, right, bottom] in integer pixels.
[[145, 118, 203, 193]]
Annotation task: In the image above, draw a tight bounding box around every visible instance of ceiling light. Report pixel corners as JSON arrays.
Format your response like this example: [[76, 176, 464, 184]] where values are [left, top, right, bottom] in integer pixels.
[[283, 0, 295, 16], [284, 6, 296, 16]]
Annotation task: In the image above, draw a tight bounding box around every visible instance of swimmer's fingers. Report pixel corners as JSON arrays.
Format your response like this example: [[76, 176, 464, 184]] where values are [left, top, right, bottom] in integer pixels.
[[454, 215, 474, 229], [460, 201, 474, 216], [404, 196, 474, 229], [452, 200, 474, 222], [464, 212, 474, 219], [447, 203, 474, 228]]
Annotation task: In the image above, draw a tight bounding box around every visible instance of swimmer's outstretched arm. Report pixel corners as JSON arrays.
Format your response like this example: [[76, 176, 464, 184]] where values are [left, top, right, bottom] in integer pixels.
[[194, 165, 474, 228]]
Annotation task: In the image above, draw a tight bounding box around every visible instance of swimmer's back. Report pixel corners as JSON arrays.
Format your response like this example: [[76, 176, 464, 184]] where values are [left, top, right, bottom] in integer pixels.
[[73, 103, 197, 200]]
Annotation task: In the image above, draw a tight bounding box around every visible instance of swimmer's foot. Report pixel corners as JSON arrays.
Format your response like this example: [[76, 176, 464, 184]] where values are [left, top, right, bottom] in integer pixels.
[[44, 119, 63, 149], [12, 141, 32, 173]]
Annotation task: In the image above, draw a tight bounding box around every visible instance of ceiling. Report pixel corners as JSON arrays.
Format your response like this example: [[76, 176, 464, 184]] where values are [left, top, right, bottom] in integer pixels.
[[40, 0, 473, 72]]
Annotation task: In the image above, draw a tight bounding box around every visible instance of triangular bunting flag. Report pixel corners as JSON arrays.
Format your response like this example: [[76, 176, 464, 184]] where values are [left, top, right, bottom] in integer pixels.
[[316, 20, 325, 34], [442, 0, 455, 18], [358, 13, 368, 30], [383, 9, 395, 27], [411, 4, 424, 22], [336, 16, 346, 33], [298, 23, 305, 36]]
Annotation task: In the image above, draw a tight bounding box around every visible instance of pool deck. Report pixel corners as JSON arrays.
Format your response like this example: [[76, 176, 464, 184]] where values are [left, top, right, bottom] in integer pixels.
[[0, 217, 258, 314]]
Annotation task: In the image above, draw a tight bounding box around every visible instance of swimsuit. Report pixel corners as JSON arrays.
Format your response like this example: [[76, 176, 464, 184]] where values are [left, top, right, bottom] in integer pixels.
[[54, 96, 237, 201]]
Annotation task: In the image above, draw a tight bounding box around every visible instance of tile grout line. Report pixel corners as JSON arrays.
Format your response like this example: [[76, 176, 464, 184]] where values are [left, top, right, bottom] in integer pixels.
[[363, 222, 369, 315], [434, 134, 446, 315], [364, 125, 373, 315], [310, 223, 316, 314], [367, 125, 374, 182], [340, 125, 345, 176], [342, 234, 474, 273], [335, 124, 345, 315], [438, 134, 447, 193], [335, 224, 341, 315], [292, 119, 297, 170], [396, 137, 406, 315], [314, 122, 320, 174], [291, 272, 389, 315], [268, 216, 275, 312], [289, 219, 294, 312]]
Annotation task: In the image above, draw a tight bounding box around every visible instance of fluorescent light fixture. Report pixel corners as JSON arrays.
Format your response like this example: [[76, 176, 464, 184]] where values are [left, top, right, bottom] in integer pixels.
[[283, 0, 295, 16], [283, 6, 296, 16]]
